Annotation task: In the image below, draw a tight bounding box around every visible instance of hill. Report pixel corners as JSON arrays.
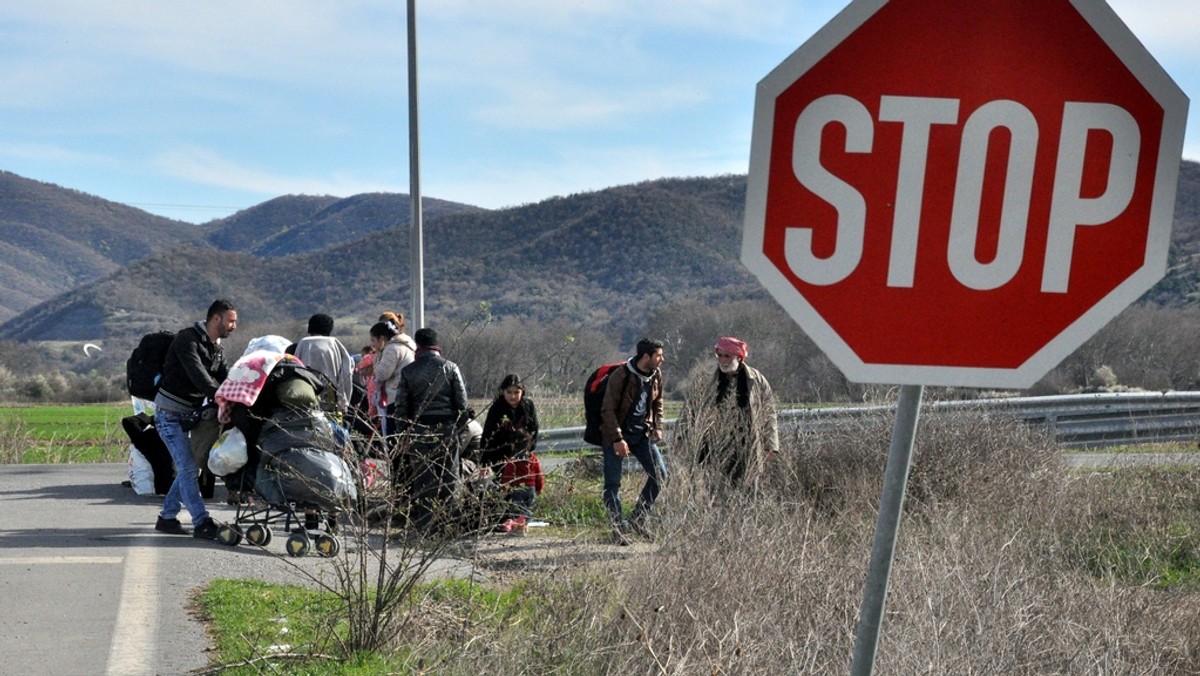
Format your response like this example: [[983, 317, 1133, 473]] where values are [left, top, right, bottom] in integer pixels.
[[204, 193, 485, 256], [0, 171, 205, 323], [1142, 160, 1200, 306], [1, 163, 1199, 347], [0, 177, 485, 327], [0, 175, 763, 344]]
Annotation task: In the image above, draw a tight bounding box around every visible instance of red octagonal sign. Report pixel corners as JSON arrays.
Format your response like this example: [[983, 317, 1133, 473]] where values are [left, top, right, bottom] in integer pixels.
[[743, 0, 1188, 388]]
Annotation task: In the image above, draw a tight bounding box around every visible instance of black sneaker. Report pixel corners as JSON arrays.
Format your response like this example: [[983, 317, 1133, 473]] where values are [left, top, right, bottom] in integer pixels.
[[192, 518, 222, 540], [155, 516, 189, 535]]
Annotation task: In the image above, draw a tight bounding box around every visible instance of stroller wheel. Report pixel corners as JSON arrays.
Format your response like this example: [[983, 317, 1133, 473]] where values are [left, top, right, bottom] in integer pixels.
[[245, 524, 272, 547], [285, 532, 310, 557], [313, 533, 340, 558], [216, 523, 243, 547]]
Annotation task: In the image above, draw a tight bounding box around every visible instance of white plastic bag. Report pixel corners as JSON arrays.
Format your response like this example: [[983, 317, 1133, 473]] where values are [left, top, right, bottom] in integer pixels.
[[128, 444, 155, 495], [207, 428, 248, 476]]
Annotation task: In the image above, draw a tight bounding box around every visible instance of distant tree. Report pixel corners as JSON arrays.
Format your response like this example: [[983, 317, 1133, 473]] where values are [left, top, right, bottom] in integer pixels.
[[643, 298, 876, 404], [447, 316, 618, 399], [1034, 304, 1200, 393]]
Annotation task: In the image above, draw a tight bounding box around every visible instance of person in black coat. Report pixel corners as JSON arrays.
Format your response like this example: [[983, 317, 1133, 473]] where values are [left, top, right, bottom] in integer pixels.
[[480, 374, 541, 531]]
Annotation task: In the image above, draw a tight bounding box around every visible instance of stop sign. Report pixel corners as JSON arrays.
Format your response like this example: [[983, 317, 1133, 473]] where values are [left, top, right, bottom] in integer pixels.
[[743, 0, 1189, 388]]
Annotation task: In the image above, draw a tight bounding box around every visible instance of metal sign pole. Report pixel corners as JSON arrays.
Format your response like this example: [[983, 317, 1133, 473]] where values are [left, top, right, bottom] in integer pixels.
[[850, 384, 924, 676], [406, 0, 425, 330]]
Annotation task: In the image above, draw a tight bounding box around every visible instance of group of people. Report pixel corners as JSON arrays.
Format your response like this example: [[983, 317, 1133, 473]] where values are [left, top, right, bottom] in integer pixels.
[[150, 301, 548, 540], [150, 299, 780, 546]]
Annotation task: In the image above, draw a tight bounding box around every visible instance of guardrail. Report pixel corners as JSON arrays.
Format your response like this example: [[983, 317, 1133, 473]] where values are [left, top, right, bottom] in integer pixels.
[[538, 391, 1200, 452]]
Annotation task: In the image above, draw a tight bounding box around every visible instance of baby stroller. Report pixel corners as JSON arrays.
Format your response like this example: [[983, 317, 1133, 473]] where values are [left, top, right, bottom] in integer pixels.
[[212, 354, 358, 557]]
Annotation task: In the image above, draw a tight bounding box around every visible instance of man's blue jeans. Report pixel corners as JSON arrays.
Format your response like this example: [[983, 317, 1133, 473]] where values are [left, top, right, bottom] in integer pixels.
[[602, 436, 667, 525], [156, 409, 210, 524]]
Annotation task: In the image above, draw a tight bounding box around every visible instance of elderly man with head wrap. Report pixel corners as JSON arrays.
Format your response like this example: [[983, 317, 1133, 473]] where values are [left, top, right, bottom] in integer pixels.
[[677, 336, 779, 495]]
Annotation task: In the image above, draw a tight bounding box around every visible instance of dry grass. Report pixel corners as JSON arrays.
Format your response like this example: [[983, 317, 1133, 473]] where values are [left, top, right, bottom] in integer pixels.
[[232, 405, 1200, 674], [0, 414, 32, 464], [452, 407, 1200, 674]]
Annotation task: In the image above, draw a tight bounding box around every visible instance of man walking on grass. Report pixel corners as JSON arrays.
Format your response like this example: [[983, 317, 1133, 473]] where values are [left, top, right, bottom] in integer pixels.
[[600, 338, 668, 545], [676, 336, 779, 497]]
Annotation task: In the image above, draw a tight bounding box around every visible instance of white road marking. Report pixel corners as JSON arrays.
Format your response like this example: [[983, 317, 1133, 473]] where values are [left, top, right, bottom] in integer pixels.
[[105, 545, 159, 676], [0, 556, 123, 565]]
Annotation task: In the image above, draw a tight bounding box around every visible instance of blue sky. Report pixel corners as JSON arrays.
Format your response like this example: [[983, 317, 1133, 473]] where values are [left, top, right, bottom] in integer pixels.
[[0, 0, 1196, 224]]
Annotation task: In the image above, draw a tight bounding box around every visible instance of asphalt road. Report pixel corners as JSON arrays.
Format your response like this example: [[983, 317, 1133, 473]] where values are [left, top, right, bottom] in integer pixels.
[[0, 463, 474, 675]]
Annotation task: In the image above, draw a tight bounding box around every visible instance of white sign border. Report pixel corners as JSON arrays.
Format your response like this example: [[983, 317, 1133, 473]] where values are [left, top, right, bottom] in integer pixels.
[[742, 0, 1189, 389]]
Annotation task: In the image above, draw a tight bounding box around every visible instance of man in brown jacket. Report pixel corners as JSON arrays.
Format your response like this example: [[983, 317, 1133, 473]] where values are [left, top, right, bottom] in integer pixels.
[[600, 338, 668, 544]]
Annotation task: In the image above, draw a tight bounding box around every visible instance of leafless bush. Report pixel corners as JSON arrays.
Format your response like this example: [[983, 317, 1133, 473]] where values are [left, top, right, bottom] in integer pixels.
[[461, 408, 1200, 674], [218, 393, 1200, 673], [444, 315, 620, 399], [0, 413, 31, 463], [1038, 304, 1200, 393]]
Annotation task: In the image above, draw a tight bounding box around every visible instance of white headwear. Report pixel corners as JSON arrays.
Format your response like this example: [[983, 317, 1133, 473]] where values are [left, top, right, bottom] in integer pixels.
[[244, 334, 292, 356]]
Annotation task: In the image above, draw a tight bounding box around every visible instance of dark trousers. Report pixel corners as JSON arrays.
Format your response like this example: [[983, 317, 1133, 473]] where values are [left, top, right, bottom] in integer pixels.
[[403, 424, 461, 533], [602, 436, 667, 525], [506, 485, 536, 519]]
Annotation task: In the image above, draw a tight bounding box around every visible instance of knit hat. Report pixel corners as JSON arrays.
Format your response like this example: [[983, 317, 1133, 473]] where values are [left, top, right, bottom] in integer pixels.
[[307, 313, 334, 336], [414, 327, 438, 347], [714, 336, 748, 359]]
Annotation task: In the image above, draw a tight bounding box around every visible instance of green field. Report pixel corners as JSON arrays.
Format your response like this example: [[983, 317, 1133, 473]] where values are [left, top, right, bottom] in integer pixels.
[[0, 396, 687, 465], [0, 402, 132, 463], [0, 399, 610, 464]]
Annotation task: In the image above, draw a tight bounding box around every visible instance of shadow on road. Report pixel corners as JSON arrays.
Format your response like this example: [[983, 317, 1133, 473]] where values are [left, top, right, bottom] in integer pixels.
[[0, 479, 155, 505]]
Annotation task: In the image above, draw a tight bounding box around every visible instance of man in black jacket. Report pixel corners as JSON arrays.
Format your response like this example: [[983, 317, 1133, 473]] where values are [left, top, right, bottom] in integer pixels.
[[152, 299, 237, 540], [393, 327, 469, 534]]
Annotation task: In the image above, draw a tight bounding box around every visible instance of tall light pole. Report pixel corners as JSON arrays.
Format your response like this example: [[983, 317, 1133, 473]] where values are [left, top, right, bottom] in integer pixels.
[[406, 0, 425, 330]]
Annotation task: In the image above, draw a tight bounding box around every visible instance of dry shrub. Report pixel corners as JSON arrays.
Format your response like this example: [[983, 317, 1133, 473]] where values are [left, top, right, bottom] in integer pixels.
[[405, 573, 628, 676], [0, 413, 31, 464], [479, 406, 1200, 674], [765, 405, 1065, 517], [876, 500, 1200, 673], [1058, 466, 1200, 588]]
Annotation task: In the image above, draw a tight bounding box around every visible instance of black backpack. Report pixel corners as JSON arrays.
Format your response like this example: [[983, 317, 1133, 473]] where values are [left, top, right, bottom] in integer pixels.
[[582, 361, 625, 446], [126, 330, 175, 400]]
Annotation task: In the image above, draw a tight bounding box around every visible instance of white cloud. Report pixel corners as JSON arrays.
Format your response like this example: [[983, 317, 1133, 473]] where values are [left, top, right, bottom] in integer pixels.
[[1109, 0, 1200, 54], [0, 2, 406, 93], [0, 58, 114, 110], [0, 141, 116, 168], [0, 0, 1195, 222], [472, 80, 708, 131], [425, 0, 822, 43], [152, 147, 398, 198], [429, 138, 747, 210]]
